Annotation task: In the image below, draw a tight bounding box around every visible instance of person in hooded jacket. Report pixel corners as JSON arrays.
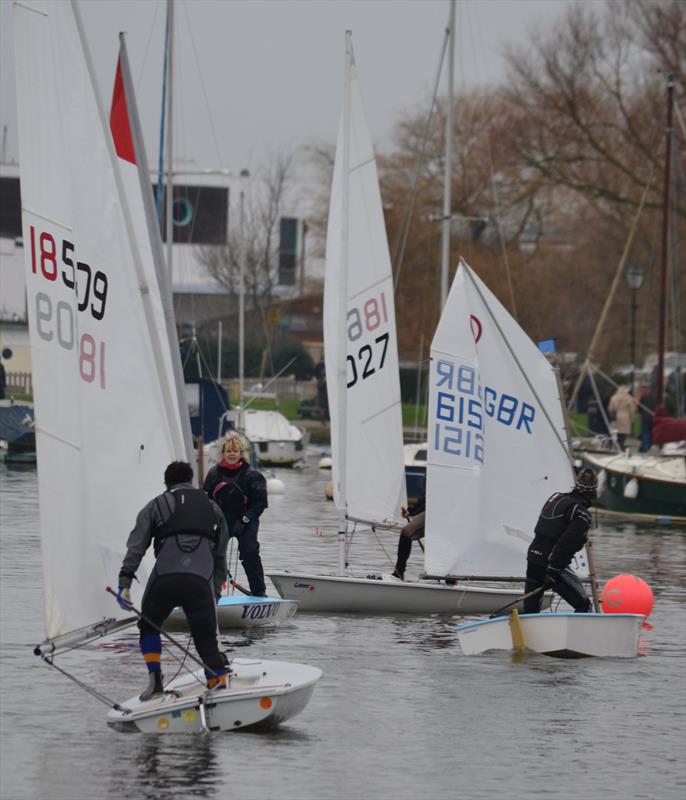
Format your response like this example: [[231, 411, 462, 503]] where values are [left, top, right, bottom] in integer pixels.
[[523, 468, 598, 614], [116, 461, 230, 701], [203, 432, 268, 597]]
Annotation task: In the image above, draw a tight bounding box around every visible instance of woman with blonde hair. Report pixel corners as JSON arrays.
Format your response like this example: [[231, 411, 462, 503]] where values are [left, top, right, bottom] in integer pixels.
[[202, 431, 268, 596]]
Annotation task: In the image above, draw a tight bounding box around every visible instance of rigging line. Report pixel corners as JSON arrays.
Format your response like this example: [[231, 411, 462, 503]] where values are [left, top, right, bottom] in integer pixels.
[[392, 24, 449, 292], [674, 100, 686, 145], [40, 655, 128, 711], [371, 525, 396, 568], [586, 366, 621, 453], [155, 0, 170, 224], [462, 262, 574, 465], [181, 0, 224, 166], [486, 133, 517, 320], [566, 169, 655, 412], [136, 0, 162, 93]]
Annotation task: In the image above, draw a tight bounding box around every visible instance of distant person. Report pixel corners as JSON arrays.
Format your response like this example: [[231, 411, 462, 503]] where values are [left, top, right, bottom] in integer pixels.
[[203, 432, 268, 597], [392, 493, 426, 581], [608, 384, 637, 450], [638, 383, 655, 453], [0, 357, 6, 400], [586, 396, 609, 437], [522, 468, 597, 615], [116, 461, 230, 701], [313, 353, 328, 423]]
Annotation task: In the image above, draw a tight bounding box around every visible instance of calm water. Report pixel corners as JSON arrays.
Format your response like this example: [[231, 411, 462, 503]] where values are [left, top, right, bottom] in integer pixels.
[[1, 453, 685, 800]]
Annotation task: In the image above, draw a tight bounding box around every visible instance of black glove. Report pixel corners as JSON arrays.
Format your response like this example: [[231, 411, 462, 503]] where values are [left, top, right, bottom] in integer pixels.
[[544, 566, 561, 587]]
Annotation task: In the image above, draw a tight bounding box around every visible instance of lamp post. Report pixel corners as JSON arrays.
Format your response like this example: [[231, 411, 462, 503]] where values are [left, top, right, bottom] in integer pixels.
[[626, 264, 645, 395]]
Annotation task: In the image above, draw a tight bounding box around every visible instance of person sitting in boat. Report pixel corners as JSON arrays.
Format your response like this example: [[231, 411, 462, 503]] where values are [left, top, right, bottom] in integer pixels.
[[523, 467, 598, 615], [203, 432, 268, 597], [116, 461, 230, 701], [392, 491, 426, 581]]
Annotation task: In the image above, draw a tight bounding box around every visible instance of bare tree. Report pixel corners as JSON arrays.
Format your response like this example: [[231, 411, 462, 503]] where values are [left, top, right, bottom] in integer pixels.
[[197, 151, 295, 344]]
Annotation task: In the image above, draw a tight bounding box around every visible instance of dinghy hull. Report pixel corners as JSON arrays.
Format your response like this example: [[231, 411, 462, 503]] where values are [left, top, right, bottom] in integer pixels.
[[456, 612, 644, 658], [268, 571, 549, 615], [107, 658, 322, 733], [165, 595, 298, 630]]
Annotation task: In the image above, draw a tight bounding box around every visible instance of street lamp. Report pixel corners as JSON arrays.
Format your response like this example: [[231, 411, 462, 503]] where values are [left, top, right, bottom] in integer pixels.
[[626, 264, 645, 395]]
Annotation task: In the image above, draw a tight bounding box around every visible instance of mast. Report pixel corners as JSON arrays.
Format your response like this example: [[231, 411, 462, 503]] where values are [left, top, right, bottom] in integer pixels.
[[239, 184, 246, 407], [116, 33, 194, 463], [656, 74, 674, 407], [440, 0, 455, 309], [337, 32, 352, 575], [165, 0, 175, 281]]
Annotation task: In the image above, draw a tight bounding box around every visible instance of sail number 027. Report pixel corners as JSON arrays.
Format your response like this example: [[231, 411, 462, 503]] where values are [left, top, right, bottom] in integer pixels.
[[346, 292, 390, 388]]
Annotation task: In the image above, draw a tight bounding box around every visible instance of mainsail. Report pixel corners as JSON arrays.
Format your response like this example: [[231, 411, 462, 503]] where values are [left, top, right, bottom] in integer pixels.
[[425, 260, 588, 579], [14, 0, 189, 645], [323, 33, 406, 526]]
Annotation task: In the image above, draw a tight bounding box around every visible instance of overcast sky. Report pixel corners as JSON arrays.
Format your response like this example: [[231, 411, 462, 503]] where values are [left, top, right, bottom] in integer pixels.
[[0, 0, 589, 174]]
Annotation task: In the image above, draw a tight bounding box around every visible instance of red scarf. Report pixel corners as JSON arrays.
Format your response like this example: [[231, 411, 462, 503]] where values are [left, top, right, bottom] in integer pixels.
[[219, 458, 243, 471]]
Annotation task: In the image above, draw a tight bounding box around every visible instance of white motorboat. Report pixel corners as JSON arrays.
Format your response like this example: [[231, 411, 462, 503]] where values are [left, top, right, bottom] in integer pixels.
[[16, 0, 319, 732], [456, 612, 644, 658]]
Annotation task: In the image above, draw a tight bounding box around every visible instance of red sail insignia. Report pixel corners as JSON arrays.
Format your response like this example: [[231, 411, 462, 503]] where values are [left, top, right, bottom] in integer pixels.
[[109, 56, 135, 164]]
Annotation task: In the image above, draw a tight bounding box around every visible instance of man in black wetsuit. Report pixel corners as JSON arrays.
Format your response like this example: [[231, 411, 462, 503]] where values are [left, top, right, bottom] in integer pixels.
[[523, 467, 598, 614], [116, 461, 230, 701]]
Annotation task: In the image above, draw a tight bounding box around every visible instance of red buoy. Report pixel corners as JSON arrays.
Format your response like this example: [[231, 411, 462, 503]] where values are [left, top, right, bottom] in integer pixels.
[[600, 574, 654, 618]]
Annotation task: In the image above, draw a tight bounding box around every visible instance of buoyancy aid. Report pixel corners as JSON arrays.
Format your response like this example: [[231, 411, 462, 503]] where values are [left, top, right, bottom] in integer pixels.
[[152, 488, 219, 581], [209, 464, 248, 517]]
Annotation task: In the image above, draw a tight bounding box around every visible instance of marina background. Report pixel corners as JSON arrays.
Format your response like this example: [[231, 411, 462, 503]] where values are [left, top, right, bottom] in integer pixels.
[[1, 454, 684, 800]]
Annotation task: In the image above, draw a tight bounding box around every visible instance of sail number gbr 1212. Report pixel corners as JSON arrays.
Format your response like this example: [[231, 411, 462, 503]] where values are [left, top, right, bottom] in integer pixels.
[[346, 291, 390, 388], [30, 226, 109, 389]]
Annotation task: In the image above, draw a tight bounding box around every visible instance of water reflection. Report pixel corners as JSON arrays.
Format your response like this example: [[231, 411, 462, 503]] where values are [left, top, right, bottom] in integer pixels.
[[131, 737, 219, 799]]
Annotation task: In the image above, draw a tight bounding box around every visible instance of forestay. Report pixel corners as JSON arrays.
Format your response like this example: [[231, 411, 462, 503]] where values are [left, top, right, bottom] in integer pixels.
[[425, 259, 588, 579], [323, 36, 406, 525], [14, 0, 189, 644]]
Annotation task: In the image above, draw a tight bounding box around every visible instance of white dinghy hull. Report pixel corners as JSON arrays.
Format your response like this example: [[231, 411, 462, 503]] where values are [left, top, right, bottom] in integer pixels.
[[165, 595, 298, 630], [268, 572, 550, 615], [107, 659, 322, 734], [456, 612, 644, 658]]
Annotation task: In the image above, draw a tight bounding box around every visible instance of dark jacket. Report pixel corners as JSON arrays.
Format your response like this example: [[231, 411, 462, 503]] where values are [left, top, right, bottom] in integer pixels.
[[118, 482, 229, 599], [528, 490, 592, 572], [202, 460, 268, 524]]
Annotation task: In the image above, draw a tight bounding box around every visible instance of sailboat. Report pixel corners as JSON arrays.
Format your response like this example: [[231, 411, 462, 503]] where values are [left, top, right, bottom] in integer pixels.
[[268, 35, 537, 614], [15, 0, 318, 732], [575, 75, 685, 525], [446, 263, 644, 658]]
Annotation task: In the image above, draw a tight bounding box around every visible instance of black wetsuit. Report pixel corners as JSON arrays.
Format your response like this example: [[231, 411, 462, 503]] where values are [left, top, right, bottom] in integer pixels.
[[394, 495, 426, 579], [524, 489, 592, 614], [118, 483, 229, 678]]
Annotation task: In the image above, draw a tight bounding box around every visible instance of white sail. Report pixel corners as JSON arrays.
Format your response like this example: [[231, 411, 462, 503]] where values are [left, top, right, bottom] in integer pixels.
[[323, 36, 406, 525], [425, 259, 588, 579], [14, 0, 188, 642]]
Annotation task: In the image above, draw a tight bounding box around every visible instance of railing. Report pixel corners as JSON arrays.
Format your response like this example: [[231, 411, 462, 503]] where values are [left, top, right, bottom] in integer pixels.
[[5, 371, 33, 397], [224, 377, 316, 403]]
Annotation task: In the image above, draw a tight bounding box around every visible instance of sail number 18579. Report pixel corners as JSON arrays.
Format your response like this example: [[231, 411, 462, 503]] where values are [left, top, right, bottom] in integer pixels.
[[29, 225, 108, 390]]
